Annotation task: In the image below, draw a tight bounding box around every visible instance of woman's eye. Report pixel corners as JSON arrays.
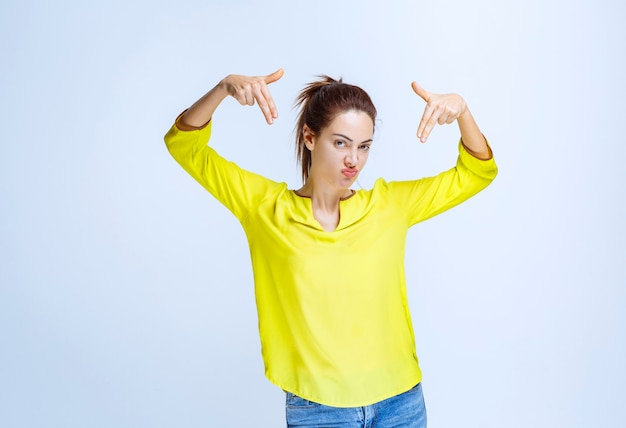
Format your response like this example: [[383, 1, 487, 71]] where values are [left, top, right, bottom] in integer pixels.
[[360, 145, 371, 151], [335, 140, 346, 147]]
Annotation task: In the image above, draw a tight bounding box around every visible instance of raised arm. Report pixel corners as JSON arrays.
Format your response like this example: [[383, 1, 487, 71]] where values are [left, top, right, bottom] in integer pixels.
[[177, 69, 285, 131], [411, 82, 492, 160]]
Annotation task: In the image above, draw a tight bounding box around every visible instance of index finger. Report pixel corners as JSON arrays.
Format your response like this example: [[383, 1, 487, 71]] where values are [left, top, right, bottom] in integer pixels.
[[417, 104, 436, 142], [255, 83, 279, 125], [259, 85, 278, 125]]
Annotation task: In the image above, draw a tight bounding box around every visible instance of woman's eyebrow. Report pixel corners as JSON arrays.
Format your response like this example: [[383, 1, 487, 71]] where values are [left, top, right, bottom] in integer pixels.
[[332, 133, 373, 144], [332, 133, 353, 142]]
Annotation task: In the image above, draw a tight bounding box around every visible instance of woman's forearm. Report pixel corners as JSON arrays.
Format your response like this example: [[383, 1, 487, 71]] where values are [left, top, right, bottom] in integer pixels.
[[176, 70, 284, 131], [177, 81, 230, 131], [457, 108, 492, 160]]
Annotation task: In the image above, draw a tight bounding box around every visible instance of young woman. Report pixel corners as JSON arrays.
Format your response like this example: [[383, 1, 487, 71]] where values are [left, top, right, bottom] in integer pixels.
[[164, 69, 497, 427]]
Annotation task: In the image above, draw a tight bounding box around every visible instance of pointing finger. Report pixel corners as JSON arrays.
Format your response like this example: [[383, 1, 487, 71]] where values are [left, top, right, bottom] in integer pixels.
[[417, 103, 435, 142], [261, 83, 279, 121], [255, 83, 279, 125]]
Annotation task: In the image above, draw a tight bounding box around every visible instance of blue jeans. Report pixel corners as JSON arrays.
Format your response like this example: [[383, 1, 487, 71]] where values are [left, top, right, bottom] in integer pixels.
[[285, 383, 427, 428]]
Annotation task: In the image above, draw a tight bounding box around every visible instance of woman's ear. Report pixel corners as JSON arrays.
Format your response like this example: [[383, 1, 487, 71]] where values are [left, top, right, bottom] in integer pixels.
[[303, 124, 315, 151]]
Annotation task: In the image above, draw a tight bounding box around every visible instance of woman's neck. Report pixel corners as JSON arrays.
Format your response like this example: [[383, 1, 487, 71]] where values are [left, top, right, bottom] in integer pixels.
[[296, 179, 353, 232], [297, 179, 352, 207]]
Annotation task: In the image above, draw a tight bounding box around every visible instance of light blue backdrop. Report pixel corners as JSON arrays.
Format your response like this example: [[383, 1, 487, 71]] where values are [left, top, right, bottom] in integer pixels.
[[1, 1, 624, 427]]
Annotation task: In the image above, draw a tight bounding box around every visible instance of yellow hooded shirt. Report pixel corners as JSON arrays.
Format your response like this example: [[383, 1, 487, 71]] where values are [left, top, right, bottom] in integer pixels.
[[165, 119, 497, 407]]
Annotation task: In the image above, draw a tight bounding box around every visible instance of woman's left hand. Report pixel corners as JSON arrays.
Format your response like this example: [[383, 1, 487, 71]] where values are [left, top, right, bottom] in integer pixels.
[[411, 82, 467, 143]]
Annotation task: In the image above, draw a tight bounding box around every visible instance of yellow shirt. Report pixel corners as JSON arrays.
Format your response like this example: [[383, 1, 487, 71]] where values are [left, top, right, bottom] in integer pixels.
[[165, 120, 497, 407]]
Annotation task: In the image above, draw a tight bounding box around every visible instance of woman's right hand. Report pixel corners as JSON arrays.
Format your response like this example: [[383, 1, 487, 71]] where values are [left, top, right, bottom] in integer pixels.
[[220, 69, 284, 125]]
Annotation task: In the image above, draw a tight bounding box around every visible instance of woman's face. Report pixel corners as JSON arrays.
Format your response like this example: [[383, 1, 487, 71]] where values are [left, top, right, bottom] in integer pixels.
[[305, 110, 374, 190]]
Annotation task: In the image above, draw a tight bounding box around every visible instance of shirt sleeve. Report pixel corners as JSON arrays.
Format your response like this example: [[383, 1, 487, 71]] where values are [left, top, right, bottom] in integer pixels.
[[388, 140, 498, 226], [164, 119, 281, 222]]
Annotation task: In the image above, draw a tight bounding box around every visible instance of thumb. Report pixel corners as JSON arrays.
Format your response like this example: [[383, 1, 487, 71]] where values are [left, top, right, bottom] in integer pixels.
[[264, 68, 285, 84], [411, 81, 430, 103]]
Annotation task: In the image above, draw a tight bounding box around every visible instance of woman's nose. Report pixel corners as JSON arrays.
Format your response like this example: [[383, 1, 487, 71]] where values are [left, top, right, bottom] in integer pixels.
[[345, 150, 358, 167]]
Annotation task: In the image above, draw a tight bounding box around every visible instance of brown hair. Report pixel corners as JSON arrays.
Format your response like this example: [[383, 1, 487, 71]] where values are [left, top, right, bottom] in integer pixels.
[[294, 76, 377, 182]]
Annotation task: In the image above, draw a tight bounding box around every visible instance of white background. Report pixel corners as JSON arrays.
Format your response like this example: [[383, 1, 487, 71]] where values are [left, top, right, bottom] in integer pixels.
[[1, 1, 624, 427]]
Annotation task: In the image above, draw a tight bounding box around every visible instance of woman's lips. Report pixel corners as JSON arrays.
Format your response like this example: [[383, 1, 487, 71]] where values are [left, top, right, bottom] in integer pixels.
[[342, 169, 358, 178]]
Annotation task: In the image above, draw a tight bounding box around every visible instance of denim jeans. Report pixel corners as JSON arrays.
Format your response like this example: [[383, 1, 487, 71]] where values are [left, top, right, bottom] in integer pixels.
[[285, 383, 427, 428]]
